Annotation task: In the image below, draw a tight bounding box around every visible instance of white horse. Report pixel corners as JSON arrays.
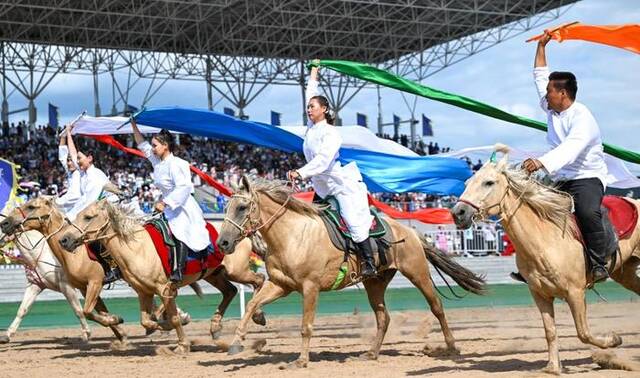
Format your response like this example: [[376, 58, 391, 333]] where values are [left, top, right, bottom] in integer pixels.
[[0, 227, 91, 343]]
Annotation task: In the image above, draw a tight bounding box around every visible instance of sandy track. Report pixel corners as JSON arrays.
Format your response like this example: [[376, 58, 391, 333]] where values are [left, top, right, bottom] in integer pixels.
[[1, 301, 639, 377]]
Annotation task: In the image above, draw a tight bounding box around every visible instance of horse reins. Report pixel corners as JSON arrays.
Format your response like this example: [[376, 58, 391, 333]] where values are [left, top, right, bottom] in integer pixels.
[[224, 190, 291, 238], [459, 174, 532, 225]]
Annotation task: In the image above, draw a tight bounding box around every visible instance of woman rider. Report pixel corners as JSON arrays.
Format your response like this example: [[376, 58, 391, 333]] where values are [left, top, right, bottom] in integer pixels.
[[131, 119, 210, 283], [287, 64, 377, 279]]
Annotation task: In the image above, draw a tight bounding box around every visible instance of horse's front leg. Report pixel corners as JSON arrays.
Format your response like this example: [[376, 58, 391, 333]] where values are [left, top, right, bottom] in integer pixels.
[[139, 294, 160, 334], [228, 280, 290, 355], [531, 289, 562, 374], [1, 283, 43, 343], [290, 282, 320, 368], [566, 288, 622, 349], [59, 280, 91, 342], [82, 282, 122, 326], [204, 273, 238, 339]]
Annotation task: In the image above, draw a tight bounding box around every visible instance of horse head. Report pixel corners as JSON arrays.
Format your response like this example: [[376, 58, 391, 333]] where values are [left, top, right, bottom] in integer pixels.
[[217, 175, 260, 254], [0, 196, 60, 235], [452, 145, 510, 229], [59, 199, 111, 252]]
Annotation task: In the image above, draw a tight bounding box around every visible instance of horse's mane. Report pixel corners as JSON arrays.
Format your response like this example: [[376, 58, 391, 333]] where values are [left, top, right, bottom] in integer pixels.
[[502, 167, 576, 233], [104, 201, 142, 240], [248, 178, 320, 217]]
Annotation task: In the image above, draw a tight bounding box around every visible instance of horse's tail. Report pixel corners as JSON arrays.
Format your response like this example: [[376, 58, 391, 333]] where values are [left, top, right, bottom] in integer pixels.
[[189, 282, 204, 299], [418, 232, 486, 295]]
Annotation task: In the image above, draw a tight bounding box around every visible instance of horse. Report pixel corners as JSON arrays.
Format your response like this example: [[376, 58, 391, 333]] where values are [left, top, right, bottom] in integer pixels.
[[0, 196, 129, 346], [57, 198, 266, 353], [450, 146, 640, 374], [215, 176, 486, 368], [0, 226, 90, 343]]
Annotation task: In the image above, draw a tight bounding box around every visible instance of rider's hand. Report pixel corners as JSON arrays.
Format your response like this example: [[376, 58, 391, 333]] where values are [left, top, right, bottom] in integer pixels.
[[538, 30, 553, 47], [522, 158, 543, 174], [287, 170, 301, 181], [154, 201, 166, 213]]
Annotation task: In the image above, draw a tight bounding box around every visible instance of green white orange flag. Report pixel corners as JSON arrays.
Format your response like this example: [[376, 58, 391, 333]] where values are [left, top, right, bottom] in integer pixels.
[[527, 22, 640, 55]]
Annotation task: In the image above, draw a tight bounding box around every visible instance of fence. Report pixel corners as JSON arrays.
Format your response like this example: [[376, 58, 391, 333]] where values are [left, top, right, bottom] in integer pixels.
[[424, 228, 505, 257]]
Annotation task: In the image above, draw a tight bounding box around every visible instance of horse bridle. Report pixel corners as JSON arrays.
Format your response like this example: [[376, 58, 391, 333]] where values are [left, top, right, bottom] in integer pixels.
[[223, 189, 291, 239], [458, 173, 531, 224], [66, 214, 113, 245]]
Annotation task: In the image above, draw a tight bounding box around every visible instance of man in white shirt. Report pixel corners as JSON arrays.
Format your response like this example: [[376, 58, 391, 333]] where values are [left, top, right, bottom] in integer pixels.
[[519, 31, 609, 284]]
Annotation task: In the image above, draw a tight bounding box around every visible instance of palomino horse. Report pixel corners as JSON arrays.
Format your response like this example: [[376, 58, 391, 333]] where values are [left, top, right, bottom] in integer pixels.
[[0, 227, 90, 343], [57, 199, 266, 353], [216, 176, 486, 368], [451, 147, 640, 374], [0, 197, 128, 345]]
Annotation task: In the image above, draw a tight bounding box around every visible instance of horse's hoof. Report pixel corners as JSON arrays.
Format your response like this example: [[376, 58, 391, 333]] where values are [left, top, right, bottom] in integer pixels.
[[180, 313, 192, 326], [211, 330, 222, 340], [0, 335, 10, 344], [174, 342, 191, 355], [252, 311, 267, 326], [114, 316, 124, 325], [81, 332, 91, 342], [145, 327, 158, 336], [358, 351, 378, 361], [110, 340, 130, 352], [609, 332, 623, 348], [541, 361, 562, 375], [278, 359, 308, 370], [423, 345, 460, 357], [228, 343, 244, 355]]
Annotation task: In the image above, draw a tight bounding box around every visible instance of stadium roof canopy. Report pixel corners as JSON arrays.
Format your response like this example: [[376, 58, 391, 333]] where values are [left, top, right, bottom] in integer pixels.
[[0, 0, 576, 121]]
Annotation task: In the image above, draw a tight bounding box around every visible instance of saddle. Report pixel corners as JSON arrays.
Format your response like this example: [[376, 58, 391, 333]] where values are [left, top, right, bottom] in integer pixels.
[[573, 195, 638, 270], [314, 195, 395, 268], [144, 216, 224, 277]]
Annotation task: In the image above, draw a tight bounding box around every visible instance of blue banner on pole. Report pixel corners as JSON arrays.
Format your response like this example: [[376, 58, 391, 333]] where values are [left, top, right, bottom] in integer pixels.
[[356, 113, 367, 127], [0, 158, 18, 212], [422, 114, 433, 136], [48, 103, 59, 128], [270, 111, 281, 126]]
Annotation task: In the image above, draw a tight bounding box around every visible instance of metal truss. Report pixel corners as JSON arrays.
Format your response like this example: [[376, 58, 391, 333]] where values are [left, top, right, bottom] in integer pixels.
[[0, 0, 576, 124]]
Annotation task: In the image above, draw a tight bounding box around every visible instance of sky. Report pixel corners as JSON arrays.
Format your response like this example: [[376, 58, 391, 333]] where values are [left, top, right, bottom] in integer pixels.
[[5, 0, 640, 169]]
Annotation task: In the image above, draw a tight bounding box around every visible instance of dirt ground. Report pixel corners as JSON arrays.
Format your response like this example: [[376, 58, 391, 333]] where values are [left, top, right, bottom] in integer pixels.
[[1, 301, 640, 377]]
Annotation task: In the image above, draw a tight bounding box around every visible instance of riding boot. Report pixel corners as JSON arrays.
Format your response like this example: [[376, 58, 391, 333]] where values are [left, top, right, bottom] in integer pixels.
[[584, 231, 609, 284], [170, 241, 188, 283], [89, 241, 122, 285], [509, 272, 527, 283], [356, 238, 377, 279]]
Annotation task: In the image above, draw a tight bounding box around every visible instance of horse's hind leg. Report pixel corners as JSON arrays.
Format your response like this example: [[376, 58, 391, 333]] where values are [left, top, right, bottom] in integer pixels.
[[610, 259, 640, 294], [2, 283, 43, 343], [138, 294, 159, 334], [361, 270, 395, 360], [400, 261, 457, 355], [566, 288, 622, 349], [203, 272, 238, 339], [159, 294, 190, 354], [530, 289, 562, 374]]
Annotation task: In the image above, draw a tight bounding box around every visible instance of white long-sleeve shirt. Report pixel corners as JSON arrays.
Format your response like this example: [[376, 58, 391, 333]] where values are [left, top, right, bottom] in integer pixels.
[[56, 146, 81, 212], [298, 78, 364, 198], [534, 66, 607, 187], [139, 141, 210, 251], [67, 164, 109, 221]]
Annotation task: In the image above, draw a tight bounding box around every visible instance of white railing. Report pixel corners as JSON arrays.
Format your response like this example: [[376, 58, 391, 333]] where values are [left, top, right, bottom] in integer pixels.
[[424, 229, 505, 257]]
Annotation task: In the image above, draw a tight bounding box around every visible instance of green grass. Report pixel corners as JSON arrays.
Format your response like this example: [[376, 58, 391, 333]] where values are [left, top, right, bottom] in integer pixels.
[[0, 281, 635, 330]]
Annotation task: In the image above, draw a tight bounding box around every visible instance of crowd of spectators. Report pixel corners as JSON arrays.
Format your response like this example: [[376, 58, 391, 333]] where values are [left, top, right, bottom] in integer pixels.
[[2, 122, 483, 214]]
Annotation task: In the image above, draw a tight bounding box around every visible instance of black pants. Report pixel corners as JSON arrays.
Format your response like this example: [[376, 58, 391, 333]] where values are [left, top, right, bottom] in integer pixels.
[[558, 177, 606, 265]]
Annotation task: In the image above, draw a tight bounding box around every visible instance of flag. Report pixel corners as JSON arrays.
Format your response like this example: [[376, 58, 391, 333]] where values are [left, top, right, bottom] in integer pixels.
[[308, 59, 640, 164], [0, 158, 19, 212], [356, 113, 367, 127], [527, 23, 640, 55], [270, 111, 281, 126], [422, 114, 433, 136], [48, 103, 59, 128], [223, 107, 235, 117], [124, 104, 139, 116]]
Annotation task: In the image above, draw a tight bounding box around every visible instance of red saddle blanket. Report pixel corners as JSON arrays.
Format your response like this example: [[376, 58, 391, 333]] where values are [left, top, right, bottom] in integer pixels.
[[143, 222, 224, 276], [574, 196, 638, 242]]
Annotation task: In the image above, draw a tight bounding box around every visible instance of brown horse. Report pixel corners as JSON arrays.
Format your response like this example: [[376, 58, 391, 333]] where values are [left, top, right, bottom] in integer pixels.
[[57, 199, 266, 353], [451, 146, 640, 374], [0, 196, 128, 345], [215, 176, 485, 368]]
